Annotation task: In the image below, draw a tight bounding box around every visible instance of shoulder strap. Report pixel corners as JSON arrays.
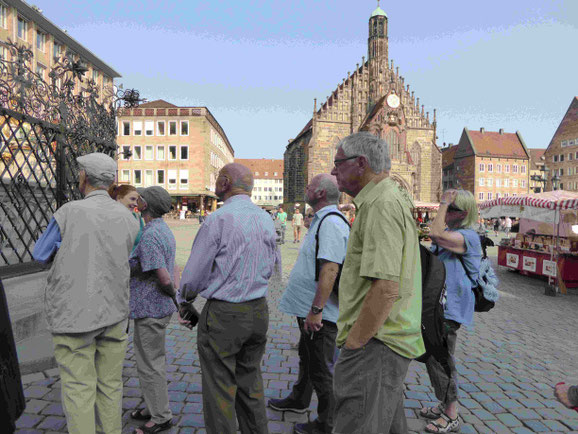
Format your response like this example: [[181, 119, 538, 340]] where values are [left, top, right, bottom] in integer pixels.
[[315, 212, 351, 282], [456, 254, 476, 287]]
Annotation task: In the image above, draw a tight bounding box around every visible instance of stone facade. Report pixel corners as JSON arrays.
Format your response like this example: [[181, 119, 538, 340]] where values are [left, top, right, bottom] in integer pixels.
[[543, 97, 578, 192], [283, 5, 442, 209], [234, 158, 284, 208], [528, 148, 546, 193]]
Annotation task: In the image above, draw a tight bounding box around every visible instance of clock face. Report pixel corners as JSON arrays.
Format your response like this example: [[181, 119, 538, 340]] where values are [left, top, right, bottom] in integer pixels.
[[387, 93, 400, 109]]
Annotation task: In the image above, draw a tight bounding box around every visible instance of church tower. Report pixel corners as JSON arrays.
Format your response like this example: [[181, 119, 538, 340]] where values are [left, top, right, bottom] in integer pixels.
[[368, 1, 388, 108]]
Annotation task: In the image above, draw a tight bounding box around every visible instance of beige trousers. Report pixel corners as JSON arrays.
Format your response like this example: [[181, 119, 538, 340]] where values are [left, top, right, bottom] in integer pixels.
[[133, 315, 173, 424], [52, 319, 128, 434]]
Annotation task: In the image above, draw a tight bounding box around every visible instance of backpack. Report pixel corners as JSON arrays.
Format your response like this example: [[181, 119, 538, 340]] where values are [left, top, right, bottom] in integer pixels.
[[314, 211, 351, 295], [415, 245, 452, 376], [457, 255, 498, 313]]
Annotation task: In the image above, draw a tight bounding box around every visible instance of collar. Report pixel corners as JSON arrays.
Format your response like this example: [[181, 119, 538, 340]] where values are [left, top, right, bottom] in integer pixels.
[[144, 217, 164, 229], [224, 194, 251, 206], [84, 190, 110, 199], [313, 204, 339, 219]]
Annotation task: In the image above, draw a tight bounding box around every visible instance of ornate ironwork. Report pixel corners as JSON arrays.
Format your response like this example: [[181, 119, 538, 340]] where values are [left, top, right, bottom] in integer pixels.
[[0, 40, 144, 273]]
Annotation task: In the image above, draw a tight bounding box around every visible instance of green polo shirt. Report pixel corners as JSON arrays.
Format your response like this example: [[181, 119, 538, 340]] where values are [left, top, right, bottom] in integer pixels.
[[336, 177, 425, 359]]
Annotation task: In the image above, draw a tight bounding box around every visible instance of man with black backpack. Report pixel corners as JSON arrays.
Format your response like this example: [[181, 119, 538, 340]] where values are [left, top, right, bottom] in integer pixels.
[[269, 174, 350, 434]]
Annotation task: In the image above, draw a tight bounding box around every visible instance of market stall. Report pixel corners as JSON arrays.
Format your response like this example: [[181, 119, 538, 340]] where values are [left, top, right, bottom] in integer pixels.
[[413, 201, 439, 240], [479, 191, 578, 289]]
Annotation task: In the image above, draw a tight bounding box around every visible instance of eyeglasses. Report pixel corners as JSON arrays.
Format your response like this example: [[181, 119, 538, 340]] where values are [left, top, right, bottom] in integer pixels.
[[333, 155, 359, 168]]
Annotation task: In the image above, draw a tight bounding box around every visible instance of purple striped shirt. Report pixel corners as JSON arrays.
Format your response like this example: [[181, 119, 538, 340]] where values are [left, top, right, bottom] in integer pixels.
[[179, 195, 280, 303]]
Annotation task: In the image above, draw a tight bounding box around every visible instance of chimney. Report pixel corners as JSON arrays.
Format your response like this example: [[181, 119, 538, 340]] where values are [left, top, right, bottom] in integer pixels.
[[499, 128, 504, 134], [480, 127, 485, 133]]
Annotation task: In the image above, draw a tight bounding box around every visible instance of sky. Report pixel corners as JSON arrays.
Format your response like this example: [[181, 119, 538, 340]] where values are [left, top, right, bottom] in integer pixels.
[[33, 0, 578, 158]]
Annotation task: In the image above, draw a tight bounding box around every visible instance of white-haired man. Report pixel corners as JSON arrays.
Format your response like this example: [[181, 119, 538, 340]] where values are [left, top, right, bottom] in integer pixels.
[[33, 153, 140, 434], [330, 132, 425, 433]]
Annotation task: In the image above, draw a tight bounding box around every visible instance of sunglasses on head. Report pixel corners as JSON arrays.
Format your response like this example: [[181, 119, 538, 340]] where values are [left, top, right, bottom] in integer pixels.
[[447, 204, 463, 212]]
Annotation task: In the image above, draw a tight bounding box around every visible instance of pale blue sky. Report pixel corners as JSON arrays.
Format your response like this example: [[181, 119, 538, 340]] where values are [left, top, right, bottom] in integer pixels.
[[34, 0, 578, 158]]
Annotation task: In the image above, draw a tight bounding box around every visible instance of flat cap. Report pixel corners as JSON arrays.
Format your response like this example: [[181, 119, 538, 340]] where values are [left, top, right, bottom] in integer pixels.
[[76, 153, 117, 181], [137, 186, 172, 216]]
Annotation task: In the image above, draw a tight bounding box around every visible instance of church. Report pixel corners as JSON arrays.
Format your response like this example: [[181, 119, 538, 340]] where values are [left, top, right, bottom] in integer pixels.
[[283, 3, 442, 210]]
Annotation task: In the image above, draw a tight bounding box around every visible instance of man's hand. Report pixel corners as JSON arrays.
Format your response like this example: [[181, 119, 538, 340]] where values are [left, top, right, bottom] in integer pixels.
[[177, 307, 193, 330], [344, 335, 366, 350], [304, 312, 323, 333]]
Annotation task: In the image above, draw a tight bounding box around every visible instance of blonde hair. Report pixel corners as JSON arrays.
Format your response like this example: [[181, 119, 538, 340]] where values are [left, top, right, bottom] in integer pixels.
[[453, 190, 478, 229]]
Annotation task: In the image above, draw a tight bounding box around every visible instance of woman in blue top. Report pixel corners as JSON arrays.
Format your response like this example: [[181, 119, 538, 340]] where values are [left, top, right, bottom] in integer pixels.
[[420, 189, 482, 433]]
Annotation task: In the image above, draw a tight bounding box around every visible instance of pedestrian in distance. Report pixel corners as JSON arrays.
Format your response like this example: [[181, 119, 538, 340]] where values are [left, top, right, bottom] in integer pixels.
[[33, 153, 140, 434], [292, 207, 304, 243], [179, 163, 280, 434], [420, 189, 482, 433], [330, 132, 425, 433], [277, 206, 288, 244], [108, 183, 145, 253], [269, 174, 350, 434], [128, 186, 179, 434]]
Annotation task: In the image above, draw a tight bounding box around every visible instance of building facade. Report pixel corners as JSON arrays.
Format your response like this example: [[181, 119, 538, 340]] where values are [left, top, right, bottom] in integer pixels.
[[116, 100, 234, 212], [234, 158, 283, 209], [528, 148, 546, 193], [284, 5, 442, 209], [445, 127, 530, 202], [543, 97, 578, 192], [0, 0, 118, 99]]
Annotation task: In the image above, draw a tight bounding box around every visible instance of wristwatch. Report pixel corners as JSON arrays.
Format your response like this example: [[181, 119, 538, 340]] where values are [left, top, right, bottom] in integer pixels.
[[311, 305, 323, 315]]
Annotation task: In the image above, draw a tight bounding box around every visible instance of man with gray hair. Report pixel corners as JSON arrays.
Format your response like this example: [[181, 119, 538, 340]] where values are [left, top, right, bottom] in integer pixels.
[[33, 152, 140, 434], [330, 132, 425, 433], [269, 174, 350, 434]]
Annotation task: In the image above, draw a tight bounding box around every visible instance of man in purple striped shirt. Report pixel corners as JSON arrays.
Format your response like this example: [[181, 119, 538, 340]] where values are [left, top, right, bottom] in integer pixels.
[[179, 163, 279, 434]]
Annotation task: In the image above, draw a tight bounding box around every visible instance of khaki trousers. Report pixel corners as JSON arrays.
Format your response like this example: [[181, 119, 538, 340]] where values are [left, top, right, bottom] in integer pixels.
[[133, 315, 173, 424], [52, 319, 128, 434]]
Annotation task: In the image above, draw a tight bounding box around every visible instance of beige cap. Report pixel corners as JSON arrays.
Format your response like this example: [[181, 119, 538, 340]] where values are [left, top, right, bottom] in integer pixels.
[[77, 152, 117, 182]]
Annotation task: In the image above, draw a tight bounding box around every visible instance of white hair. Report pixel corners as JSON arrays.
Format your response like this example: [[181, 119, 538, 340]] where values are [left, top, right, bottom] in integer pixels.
[[337, 131, 391, 173], [316, 177, 341, 204]]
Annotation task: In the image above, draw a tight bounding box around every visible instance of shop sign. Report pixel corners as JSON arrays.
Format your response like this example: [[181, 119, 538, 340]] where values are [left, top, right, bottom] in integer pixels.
[[522, 256, 537, 272], [506, 253, 519, 268], [542, 260, 557, 277]]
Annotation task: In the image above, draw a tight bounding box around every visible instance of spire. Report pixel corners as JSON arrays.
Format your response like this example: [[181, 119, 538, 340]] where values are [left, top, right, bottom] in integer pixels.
[[371, 1, 387, 18]]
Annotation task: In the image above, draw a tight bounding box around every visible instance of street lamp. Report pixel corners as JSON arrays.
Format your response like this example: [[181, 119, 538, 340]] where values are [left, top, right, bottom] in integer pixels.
[[531, 164, 549, 193], [552, 173, 560, 191]]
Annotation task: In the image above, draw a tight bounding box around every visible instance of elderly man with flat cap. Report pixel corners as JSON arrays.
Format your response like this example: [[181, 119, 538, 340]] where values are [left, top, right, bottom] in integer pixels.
[[33, 153, 140, 434], [128, 186, 178, 434], [179, 163, 280, 434]]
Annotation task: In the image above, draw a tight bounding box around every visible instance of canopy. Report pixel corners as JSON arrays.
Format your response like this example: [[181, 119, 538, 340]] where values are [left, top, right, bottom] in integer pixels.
[[414, 201, 439, 211], [479, 190, 578, 223]]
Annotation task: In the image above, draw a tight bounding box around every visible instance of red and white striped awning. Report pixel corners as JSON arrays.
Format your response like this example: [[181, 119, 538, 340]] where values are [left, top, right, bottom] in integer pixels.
[[479, 190, 578, 211], [414, 201, 440, 211]]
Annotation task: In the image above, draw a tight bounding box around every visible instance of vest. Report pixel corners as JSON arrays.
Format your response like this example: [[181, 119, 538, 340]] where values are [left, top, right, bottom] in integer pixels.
[[45, 190, 140, 333]]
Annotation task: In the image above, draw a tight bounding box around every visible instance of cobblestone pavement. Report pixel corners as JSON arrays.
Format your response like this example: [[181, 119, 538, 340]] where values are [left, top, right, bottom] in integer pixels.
[[15, 223, 578, 433]]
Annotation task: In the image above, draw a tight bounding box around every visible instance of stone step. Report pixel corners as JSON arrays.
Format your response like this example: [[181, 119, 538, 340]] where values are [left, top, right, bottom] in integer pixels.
[[16, 331, 57, 375]]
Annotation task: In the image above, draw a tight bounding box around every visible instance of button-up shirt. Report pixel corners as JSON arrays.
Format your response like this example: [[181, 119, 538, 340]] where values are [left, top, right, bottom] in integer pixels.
[[180, 195, 279, 303], [129, 218, 177, 319], [279, 205, 350, 323]]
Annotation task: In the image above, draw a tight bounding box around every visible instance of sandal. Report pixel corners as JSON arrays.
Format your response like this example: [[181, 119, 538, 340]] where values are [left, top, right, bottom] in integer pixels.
[[130, 409, 151, 420], [420, 405, 444, 419], [425, 413, 460, 433], [134, 419, 174, 434]]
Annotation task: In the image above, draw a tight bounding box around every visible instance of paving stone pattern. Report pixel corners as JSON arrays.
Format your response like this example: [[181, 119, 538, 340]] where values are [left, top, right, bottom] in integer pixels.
[[15, 225, 578, 433]]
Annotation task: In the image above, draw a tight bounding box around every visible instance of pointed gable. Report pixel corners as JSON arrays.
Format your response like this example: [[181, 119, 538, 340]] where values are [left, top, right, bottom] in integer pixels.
[[546, 97, 578, 152], [456, 128, 529, 160]]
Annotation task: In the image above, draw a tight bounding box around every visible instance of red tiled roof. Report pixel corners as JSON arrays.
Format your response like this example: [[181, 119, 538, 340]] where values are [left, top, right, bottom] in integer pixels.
[[441, 145, 459, 169], [467, 130, 528, 159], [234, 159, 284, 179], [546, 97, 578, 150], [528, 148, 546, 170]]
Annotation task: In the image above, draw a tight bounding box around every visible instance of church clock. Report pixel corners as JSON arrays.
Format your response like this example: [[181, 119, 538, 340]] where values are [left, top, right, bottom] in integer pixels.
[[386, 93, 400, 109]]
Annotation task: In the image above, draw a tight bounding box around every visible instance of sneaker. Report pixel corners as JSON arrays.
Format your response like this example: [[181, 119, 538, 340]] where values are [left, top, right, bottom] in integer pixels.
[[267, 397, 308, 414], [294, 420, 330, 434]]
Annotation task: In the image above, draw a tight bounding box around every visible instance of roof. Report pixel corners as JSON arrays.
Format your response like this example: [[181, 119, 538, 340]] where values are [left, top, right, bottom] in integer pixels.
[[545, 97, 578, 153], [234, 159, 284, 180], [371, 6, 387, 18], [528, 148, 546, 170], [441, 144, 459, 169], [466, 129, 529, 159], [138, 100, 178, 108]]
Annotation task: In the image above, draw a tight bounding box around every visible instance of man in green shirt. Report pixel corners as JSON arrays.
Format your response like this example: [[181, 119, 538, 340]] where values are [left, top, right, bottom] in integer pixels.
[[330, 132, 425, 433], [276, 207, 288, 244]]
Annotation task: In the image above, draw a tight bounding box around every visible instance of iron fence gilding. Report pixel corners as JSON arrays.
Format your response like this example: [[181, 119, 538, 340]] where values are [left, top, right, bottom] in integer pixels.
[[0, 40, 144, 276]]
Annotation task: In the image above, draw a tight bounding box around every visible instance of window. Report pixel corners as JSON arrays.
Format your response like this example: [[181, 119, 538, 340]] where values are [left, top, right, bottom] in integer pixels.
[[570, 153, 574, 161], [513, 193, 517, 197], [560, 154, 565, 162], [0, 4, 7, 29], [157, 170, 165, 184], [504, 164, 510, 173], [554, 155, 558, 162], [521, 180, 526, 188], [145, 121, 154, 136], [496, 179, 501, 187], [36, 31, 46, 52], [180, 121, 189, 136], [133, 121, 142, 136], [169, 121, 177, 136], [133, 145, 142, 160], [496, 164, 501, 173], [487, 178, 493, 187], [92, 69, 99, 83], [36, 63, 46, 80], [144, 170, 153, 186], [503, 179, 509, 187], [134, 170, 142, 185], [265, 172, 269, 176], [144, 145, 154, 160], [504, 193, 509, 197], [479, 163, 485, 172], [53, 42, 62, 60], [560, 168, 564, 176], [255, 172, 259, 176], [122, 145, 130, 160], [17, 16, 27, 40], [157, 121, 165, 136], [156, 145, 165, 160], [512, 165, 518, 173], [168, 170, 177, 190], [274, 172, 278, 176], [513, 179, 518, 187], [562, 140, 567, 147], [121, 170, 130, 182], [122, 121, 130, 136], [478, 192, 484, 200], [0, 45, 7, 61], [560, 183, 564, 190], [180, 145, 188, 160], [576, 152, 578, 159], [487, 163, 493, 173], [487, 192, 492, 200], [496, 193, 500, 199], [168, 145, 177, 160], [479, 178, 484, 186], [179, 170, 189, 188], [521, 165, 526, 174]]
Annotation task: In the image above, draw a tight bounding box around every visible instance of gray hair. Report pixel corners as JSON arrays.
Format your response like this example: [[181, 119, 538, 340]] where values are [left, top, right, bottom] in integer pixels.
[[337, 132, 391, 173], [316, 177, 341, 204], [82, 169, 115, 190]]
